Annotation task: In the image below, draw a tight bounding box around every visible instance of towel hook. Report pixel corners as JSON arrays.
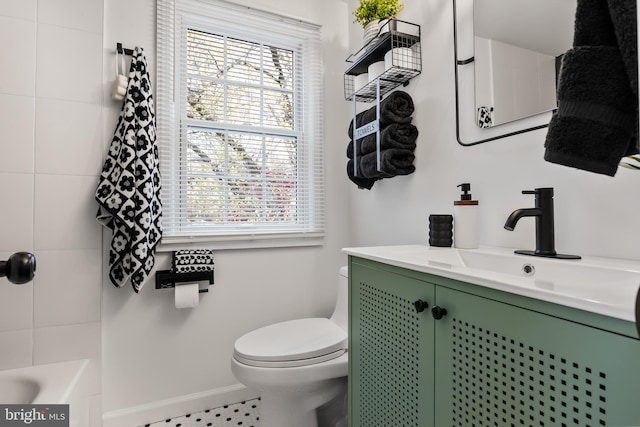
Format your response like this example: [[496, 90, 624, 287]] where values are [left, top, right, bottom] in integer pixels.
[[116, 42, 134, 56]]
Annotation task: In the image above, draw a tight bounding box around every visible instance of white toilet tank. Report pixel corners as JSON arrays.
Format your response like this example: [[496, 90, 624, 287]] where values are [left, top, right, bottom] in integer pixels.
[[330, 266, 348, 332]]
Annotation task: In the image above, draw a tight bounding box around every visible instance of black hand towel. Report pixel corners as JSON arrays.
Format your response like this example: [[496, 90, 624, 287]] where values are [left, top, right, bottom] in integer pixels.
[[348, 91, 414, 138], [544, 0, 638, 176], [347, 123, 418, 159], [354, 148, 416, 179]]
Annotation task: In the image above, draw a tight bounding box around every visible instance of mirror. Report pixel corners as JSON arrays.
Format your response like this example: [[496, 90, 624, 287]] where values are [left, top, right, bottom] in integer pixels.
[[453, 0, 577, 145]]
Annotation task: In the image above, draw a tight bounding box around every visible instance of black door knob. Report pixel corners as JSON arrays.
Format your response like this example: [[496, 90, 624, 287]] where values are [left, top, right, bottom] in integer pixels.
[[0, 252, 36, 285], [414, 299, 429, 313], [431, 306, 447, 320]]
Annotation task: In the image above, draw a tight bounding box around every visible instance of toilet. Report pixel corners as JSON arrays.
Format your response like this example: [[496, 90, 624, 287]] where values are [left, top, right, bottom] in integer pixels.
[[231, 266, 349, 427]]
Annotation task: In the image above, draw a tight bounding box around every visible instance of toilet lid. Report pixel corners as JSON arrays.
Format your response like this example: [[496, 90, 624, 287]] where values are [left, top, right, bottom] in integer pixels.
[[234, 318, 347, 366]]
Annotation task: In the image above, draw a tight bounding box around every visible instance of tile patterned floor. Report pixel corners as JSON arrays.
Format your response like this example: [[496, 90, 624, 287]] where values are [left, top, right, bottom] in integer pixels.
[[141, 398, 260, 427]]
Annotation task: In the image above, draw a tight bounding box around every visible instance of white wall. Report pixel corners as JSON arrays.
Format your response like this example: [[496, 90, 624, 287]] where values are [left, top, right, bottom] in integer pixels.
[[101, 0, 352, 424], [349, 0, 640, 264], [0, 0, 103, 424]]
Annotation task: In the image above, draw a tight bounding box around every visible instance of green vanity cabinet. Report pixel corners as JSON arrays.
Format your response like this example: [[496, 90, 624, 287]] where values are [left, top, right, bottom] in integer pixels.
[[349, 257, 640, 427], [349, 258, 436, 427]]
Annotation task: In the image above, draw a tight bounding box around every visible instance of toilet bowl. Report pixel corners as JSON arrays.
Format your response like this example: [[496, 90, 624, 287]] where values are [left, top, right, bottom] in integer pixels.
[[231, 266, 349, 427]]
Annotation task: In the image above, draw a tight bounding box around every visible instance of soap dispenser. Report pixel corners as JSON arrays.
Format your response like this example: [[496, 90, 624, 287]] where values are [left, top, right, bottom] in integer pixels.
[[454, 183, 479, 249]]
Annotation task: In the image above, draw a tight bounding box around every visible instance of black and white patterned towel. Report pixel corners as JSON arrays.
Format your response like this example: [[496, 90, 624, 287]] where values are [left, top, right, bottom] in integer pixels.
[[95, 47, 162, 292], [172, 250, 215, 274]]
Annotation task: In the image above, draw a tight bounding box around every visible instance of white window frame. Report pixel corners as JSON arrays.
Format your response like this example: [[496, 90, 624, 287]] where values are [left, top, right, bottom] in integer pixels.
[[156, 0, 324, 250]]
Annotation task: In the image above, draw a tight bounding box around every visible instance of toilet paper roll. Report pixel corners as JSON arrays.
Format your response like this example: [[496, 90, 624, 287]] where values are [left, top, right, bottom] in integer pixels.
[[368, 61, 386, 82], [175, 283, 199, 309], [354, 73, 369, 92], [384, 47, 414, 70]]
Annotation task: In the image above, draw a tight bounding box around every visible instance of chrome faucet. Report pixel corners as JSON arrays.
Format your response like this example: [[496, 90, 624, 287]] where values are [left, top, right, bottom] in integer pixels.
[[504, 188, 580, 259]]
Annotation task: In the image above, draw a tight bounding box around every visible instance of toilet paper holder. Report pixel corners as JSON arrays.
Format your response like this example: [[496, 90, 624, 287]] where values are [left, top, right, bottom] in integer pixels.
[[155, 270, 214, 293]]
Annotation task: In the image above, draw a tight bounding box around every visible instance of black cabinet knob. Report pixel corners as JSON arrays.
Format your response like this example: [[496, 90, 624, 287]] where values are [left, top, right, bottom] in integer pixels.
[[432, 306, 447, 320], [414, 299, 429, 313]]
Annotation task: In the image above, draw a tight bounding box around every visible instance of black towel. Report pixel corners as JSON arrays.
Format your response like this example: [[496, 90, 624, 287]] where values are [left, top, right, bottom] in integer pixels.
[[347, 123, 418, 159], [348, 91, 414, 139], [346, 161, 379, 190], [350, 148, 416, 179], [544, 0, 638, 176]]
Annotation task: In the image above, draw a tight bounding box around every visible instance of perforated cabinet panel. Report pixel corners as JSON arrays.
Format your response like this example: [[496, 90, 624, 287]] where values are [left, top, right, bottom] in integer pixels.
[[435, 286, 640, 427], [350, 262, 435, 427]]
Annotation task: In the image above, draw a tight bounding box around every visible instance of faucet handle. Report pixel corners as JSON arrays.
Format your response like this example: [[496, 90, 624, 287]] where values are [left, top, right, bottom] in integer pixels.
[[522, 188, 554, 197]]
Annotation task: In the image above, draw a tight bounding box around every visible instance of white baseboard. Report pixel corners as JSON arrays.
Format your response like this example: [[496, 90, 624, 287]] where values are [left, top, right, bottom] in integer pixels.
[[102, 384, 259, 427]]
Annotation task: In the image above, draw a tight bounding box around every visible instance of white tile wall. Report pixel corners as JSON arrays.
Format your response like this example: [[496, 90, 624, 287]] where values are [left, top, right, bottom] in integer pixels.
[[0, 0, 36, 20], [0, 172, 34, 251], [0, 329, 32, 370], [0, 258, 32, 332], [36, 24, 102, 103], [34, 249, 102, 327], [0, 16, 36, 96], [0, 1, 104, 422], [37, 0, 103, 34], [34, 322, 101, 365], [35, 99, 103, 176], [0, 94, 35, 173], [34, 174, 102, 250], [34, 322, 101, 395]]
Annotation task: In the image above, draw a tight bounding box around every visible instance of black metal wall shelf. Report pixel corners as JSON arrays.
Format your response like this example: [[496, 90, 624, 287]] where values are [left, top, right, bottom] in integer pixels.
[[344, 19, 422, 102]]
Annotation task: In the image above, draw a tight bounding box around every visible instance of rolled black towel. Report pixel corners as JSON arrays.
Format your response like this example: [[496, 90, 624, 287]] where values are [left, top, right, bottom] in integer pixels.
[[347, 123, 418, 159], [348, 91, 414, 138], [346, 160, 379, 190], [356, 148, 416, 179]]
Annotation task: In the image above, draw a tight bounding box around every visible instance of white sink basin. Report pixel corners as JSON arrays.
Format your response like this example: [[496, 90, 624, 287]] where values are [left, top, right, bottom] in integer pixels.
[[343, 245, 640, 321], [457, 248, 640, 305]]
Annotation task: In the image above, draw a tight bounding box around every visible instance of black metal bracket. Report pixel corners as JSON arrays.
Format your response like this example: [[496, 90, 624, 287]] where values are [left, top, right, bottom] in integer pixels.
[[116, 42, 134, 56], [155, 270, 214, 293], [457, 56, 474, 65]]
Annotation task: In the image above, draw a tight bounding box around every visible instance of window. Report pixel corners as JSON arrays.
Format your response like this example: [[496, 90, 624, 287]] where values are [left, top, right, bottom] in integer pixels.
[[157, 0, 324, 249]]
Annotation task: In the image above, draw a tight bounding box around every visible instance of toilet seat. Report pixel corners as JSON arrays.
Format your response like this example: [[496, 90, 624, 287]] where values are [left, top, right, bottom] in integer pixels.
[[233, 318, 347, 368]]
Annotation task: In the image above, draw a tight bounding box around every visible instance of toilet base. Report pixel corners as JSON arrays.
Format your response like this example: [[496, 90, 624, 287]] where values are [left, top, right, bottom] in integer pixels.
[[260, 395, 318, 427], [258, 376, 347, 427]]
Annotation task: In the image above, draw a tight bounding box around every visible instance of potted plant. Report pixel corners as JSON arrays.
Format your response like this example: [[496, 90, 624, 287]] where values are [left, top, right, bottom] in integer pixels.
[[353, 0, 404, 45]]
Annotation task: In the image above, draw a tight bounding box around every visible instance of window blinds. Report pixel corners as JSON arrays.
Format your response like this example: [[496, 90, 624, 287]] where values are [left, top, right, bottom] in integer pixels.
[[156, 0, 324, 248]]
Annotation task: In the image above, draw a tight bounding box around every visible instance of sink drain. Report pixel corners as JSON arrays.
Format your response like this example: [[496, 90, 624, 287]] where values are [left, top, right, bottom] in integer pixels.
[[522, 263, 535, 276]]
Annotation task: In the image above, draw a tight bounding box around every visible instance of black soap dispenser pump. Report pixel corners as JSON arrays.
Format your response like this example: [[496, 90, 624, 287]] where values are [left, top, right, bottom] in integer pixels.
[[454, 183, 479, 249]]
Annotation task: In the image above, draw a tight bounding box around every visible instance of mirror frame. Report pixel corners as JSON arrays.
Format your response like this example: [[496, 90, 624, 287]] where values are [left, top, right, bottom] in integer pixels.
[[453, 0, 556, 146]]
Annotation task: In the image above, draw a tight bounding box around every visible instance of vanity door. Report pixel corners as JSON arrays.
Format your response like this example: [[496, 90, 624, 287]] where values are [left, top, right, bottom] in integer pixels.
[[349, 261, 435, 427], [433, 286, 640, 426]]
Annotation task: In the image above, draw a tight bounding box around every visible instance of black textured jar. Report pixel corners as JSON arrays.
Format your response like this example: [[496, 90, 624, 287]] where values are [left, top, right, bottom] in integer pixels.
[[428, 214, 453, 247]]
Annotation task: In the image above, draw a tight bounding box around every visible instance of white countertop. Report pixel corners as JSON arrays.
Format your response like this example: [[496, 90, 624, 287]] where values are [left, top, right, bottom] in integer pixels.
[[343, 245, 640, 322]]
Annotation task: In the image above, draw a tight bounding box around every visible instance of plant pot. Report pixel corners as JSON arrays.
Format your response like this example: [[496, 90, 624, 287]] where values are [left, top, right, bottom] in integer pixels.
[[363, 20, 379, 46]]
